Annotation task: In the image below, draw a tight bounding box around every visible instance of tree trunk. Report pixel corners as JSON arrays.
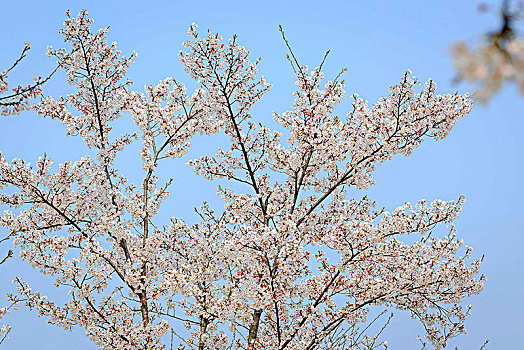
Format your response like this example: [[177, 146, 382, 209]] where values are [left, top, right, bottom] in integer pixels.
[[247, 309, 263, 346]]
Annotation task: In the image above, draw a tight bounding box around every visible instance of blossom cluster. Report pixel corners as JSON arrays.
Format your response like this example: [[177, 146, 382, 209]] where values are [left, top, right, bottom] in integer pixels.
[[451, 39, 524, 101], [0, 307, 10, 345], [450, 0, 524, 101], [0, 42, 55, 116]]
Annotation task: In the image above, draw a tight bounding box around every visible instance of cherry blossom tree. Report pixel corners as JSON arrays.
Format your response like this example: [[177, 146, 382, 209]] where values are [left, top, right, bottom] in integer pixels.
[[451, 0, 524, 102], [0, 10, 484, 350]]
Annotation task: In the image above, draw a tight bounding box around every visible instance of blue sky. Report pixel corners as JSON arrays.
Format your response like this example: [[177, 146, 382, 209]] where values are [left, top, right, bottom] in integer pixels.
[[0, 0, 522, 348]]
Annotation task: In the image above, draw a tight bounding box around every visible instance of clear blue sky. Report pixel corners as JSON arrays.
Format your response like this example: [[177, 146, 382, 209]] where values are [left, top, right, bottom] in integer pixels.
[[1, 0, 522, 348]]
